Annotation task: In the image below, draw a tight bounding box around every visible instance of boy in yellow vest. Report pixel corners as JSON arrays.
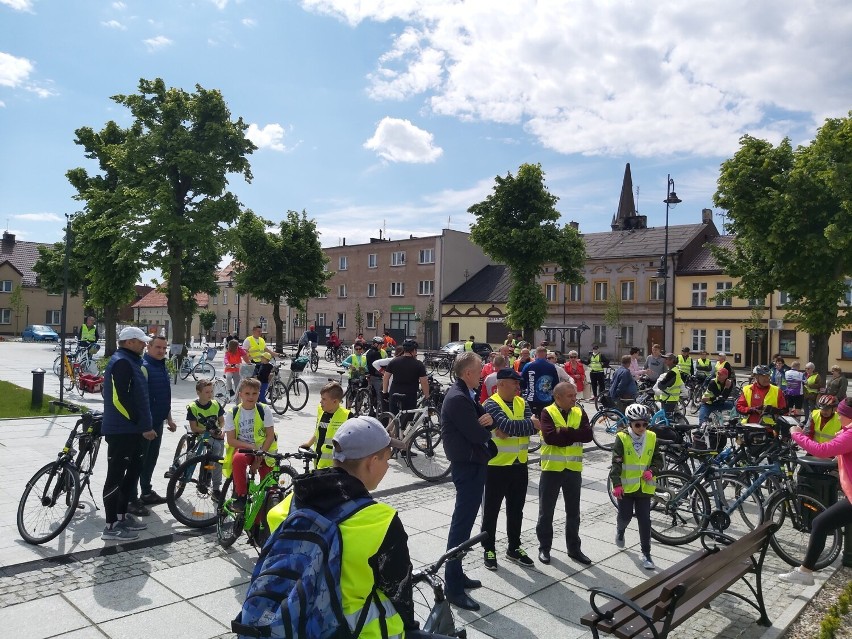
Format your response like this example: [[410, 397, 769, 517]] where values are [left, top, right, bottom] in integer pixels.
[[611, 403, 663, 570], [300, 382, 352, 470], [536, 382, 594, 565], [480, 368, 539, 570], [184, 379, 226, 501]]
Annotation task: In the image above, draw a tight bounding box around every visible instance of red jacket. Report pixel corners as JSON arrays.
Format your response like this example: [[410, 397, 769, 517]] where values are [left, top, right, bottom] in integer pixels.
[[736, 383, 787, 423], [564, 360, 585, 391]]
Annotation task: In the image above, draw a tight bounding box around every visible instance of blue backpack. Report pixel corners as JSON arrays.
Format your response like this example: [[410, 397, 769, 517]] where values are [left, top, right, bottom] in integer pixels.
[[232, 496, 376, 639]]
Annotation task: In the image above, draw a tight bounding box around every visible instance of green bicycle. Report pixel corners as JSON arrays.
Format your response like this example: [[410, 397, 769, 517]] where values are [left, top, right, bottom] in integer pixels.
[[216, 448, 316, 550]]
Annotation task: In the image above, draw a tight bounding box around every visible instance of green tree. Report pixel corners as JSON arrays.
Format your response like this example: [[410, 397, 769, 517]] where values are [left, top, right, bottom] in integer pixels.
[[198, 309, 217, 341], [9, 285, 25, 336], [353, 302, 364, 337], [469, 163, 586, 338], [32, 236, 90, 310], [111, 78, 255, 347], [604, 289, 623, 341], [231, 210, 330, 349]]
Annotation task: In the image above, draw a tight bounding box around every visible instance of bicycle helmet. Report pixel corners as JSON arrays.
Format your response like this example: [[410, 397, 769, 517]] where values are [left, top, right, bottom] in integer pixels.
[[402, 339, 418, 352], [624, 403, 651, 422], [817, 394, 839, 408], [372, 336, 384, 344], [752, 364, 771, 376]]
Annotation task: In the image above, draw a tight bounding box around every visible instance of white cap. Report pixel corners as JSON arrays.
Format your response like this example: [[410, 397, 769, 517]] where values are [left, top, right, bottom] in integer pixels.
[[118, 326, 152, 343]]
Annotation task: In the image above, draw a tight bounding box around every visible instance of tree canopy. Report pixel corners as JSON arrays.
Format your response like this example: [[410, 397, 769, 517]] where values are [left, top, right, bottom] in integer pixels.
[[469, 163, 586, 335]]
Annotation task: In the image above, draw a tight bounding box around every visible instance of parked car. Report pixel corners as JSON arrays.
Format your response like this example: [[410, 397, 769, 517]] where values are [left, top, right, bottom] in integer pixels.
[[439, 341, 493, 360], [22, 325, 60, 342]]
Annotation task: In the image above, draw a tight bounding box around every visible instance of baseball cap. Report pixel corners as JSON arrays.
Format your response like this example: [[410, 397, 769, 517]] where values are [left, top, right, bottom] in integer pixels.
[[118, 326, 152, 343], [662, 352, 676, 359], [718, 351, 726, 356], [496, 368, 522, 381], [332, 416, 404, 462]]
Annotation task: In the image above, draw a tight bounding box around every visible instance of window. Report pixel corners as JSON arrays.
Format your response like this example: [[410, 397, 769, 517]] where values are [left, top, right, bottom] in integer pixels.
[[222, 290, 228, 305], [259, 317, 268, 332], [419, 248, 434, 264], [45, 310, 61, 325], [418, 280, 434, 296], [778, 291, 791, 306], [545, 283, 558, 302], [368, 254, 377, 269], [233, 318, 239, 333], [569, 283, 582, 302], [338, 284, 347, 298], [842, 332, 852, 360], [317, 313, 326, 326], [845, 279, 852, 305], [212, 295, 218, 305], [593, 324, 607, 345], [391, 251, 406, 266], [716, 329, 731, 354], [715, 281, 732, 307], [390, 282, 405, 296], [0, 309, 9, 324], [692, 329, 707, 352], [594, 281, 608, 302], [317, 289, 328, 299], [367, 312, 377, 330], [367, 283, 376, 298], [337, 313, 346, 329], [691, 282, 708, 307], [778, 330, 796, 356], [567, 328, 580, 344], [0, 280, 11, 293], [649, 279, 664, 301], [619, 325, 634, 346], [339, 256, 348, 271], [748, 298, 762, 307], [620, 280, 634, 302], [221, 319, 228, 331]]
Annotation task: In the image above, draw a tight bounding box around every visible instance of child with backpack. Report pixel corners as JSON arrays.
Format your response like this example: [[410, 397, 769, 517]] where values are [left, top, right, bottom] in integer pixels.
[[234, 416, 413, 639], [223, 377, 276, 513], [185, 379, 226, 501], [300, 382, 351, 470]]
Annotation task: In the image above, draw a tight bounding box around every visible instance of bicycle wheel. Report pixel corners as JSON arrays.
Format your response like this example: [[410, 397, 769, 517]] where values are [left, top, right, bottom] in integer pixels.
[[436, 359, 451, 376], [17, 462, 81, 545], [406, 421, 451, 481], [766, 491, 840, 570], [324, 348, 334, 362], [649, 470, 710, 545], [287, 378, 310, 411], [167, 453, 220, 527], [527, 432, 542, 454], [192, 361, 216, 381], [354, 388, 373, 417], [217, 477, 245, 549], [606, 474, 618, 508], [590, 409, 626, 451], [76, 436, 102, 482], [52, 356, 62, 376], [701, 476, 763, 538], [269, 380, 289, 415], [213, 378, 229, 407], [310, 351, 319, 373]]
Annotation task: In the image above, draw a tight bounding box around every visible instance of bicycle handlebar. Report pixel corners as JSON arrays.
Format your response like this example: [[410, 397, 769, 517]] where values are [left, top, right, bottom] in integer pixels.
[[412, 532, 488, 582], [236, 448, 317, 462]]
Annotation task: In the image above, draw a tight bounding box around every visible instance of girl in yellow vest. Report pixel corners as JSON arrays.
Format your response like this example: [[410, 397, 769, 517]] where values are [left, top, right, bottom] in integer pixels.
[[610, 403, 663, 571], [808, 395, 843, 443]]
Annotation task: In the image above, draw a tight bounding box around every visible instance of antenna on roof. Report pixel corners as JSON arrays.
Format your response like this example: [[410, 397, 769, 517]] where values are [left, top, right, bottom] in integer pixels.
[[447, 215, 451, 229], [635, 186, 640, 214]]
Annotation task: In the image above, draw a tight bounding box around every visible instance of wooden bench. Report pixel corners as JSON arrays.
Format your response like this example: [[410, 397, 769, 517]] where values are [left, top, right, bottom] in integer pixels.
[[580, 522, 777, 639]]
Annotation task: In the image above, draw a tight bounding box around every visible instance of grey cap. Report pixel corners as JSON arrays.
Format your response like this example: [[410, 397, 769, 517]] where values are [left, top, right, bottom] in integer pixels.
[[332, 416, 404, 462]]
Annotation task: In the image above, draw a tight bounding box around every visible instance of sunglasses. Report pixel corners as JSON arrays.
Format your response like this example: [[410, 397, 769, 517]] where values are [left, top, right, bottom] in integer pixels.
[[630, 421, 648, 428]]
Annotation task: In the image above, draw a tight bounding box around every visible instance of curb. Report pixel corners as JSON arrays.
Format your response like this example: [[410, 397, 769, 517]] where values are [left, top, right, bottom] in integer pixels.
[[758, 565, 838, 639]]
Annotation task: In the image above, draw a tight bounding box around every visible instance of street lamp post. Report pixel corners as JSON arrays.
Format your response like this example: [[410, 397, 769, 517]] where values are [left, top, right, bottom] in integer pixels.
[[228, 276, 241, 339], [657, 174, 682, 352]]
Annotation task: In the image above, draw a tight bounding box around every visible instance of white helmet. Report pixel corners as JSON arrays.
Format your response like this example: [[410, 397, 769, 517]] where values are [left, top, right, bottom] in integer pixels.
[[625, 403, 651, 422]]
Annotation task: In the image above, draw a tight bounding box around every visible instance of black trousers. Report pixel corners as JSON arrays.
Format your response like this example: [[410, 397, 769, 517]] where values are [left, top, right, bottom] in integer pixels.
[[536, 468, 582, 553], [617, 493, 652, 556], [103, 434, 147, 524], [445, 461, 486, 596], [590, 371, 606, 397], [803, 498, 852, 569], [481, 463, 528, 552], [137, 420, 164, 497]]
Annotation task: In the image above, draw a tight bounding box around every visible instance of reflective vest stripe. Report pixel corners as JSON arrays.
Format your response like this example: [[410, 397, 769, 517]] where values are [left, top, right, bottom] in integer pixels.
[[616, 430, 657, 495], [741, 384, 780, 424], [315, 406, 351, 469], [656, 369, 683, 402], [247, 336, 266, 360], [540, 404, 583, 472], [222, 406, 277, 477], [488, 394, 530, 466], [677, 355, 692, 375], [811, 410, 841, 443], [590, 353, 603, 372]]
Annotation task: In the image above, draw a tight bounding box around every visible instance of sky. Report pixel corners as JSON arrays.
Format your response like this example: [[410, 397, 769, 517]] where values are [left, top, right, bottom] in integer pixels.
[[2, 0, 851, 260]]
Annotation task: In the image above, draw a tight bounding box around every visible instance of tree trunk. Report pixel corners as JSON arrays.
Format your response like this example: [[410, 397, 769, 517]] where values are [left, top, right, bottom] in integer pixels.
[[103, 305, 118, 356], [167, 252, 185, 347], [273, 302, 284, 353], [812, 333, 830, 377]]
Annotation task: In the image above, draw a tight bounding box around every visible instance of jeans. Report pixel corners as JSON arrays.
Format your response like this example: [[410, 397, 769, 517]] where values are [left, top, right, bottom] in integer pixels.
[[445, 461, 486, 596], [225, 371, 241, 396], [137, 420, 164, 497], [481, 463, 528, 552], [697, 400, 734, 425], [103, 434, 147, 524], [803, 499, 852, 569], [537, 468, 583, 553], [617, 493, 652, 556]]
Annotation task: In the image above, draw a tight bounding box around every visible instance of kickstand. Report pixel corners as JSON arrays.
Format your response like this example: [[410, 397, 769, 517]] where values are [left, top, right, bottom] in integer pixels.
[[85, 481, 101, 511]]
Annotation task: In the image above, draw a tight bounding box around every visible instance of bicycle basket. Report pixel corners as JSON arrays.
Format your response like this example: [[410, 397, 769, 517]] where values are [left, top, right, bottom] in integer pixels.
[[87, 343, 101, 356], [78, 374, 104, 394], [205, 347, 218, 361], [290, 357, 309, 372]]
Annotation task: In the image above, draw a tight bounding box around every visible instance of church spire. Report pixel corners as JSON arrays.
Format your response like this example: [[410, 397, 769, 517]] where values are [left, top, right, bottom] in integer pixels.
[[611, 162, 638, 231]]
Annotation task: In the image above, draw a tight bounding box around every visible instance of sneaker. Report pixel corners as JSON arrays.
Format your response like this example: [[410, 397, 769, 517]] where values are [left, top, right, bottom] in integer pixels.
[[779, 568, 815, 586], [232, 496, 247, 513], [615, 530, 625, 548], [642, 555, 656, 570], [127, 499, 150, 517], [120, 514, 148, 531], [507, 548, 535, 567], [483, 550, 498, 571], [140, 491, 167, 505], [102, 524, 139, 541]]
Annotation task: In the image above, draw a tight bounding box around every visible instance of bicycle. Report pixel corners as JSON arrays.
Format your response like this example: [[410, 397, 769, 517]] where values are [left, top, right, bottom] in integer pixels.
[[380, 394, 449, 482], [309, 345, 320, 372], [410, 531, 488, 638], [53, 343, 99, 378], [173, 346, 218, 382], [268, 356, 310, 414], [217, 448, 315, 550], [591, 402, 689, 451], [165, 421, 226, 527], [17, 411, 104, 544]]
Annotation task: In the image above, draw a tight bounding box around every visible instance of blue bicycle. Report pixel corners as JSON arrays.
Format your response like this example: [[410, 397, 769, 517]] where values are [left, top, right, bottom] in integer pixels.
[[591, 403, 690, 451]]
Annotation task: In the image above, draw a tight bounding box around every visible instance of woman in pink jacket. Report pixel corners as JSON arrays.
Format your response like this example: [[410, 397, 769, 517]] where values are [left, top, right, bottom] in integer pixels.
[[779, 395, 852, 585]]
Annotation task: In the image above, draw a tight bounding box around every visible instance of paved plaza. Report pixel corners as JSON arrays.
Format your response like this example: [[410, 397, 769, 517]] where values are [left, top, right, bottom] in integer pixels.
[[0, 342, 835, 638]]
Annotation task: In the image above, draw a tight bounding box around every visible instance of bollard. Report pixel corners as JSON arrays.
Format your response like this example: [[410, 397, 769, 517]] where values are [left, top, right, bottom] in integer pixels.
[[31, 368, 46, 409]]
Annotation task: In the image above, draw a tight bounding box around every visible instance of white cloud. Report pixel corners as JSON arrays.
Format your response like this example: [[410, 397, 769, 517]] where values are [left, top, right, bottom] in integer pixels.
[[143, 35, 172, 51], [302, 0, 852, 158], [0, 51, 33, 87], [364, 117, 443, 163], [14, 212, 63, 222], [210, 0, 228, 9], [0, 0, 34, 11], [101, 19, 126, 30], [112, 1, 126, 9], [242, 17, 256, 27], [246, 123, 287, 151]]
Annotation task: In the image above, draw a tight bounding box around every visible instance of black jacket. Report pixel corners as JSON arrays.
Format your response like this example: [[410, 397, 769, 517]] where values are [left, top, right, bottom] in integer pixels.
[[441, 379, 494, 464]]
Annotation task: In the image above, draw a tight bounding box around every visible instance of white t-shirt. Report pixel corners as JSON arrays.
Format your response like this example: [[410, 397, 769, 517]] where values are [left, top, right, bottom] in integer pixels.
[[223, 404, 275, 446]]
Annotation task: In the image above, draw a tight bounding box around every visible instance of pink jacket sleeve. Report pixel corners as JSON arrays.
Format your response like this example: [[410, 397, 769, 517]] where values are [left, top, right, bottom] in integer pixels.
[[791, 427, 852, 457]]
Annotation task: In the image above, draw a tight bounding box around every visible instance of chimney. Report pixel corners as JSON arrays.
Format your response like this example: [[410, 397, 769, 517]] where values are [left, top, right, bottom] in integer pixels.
[[343, 237, 346, 246], [569, 221, 579, 230], [2, 231, 15, 246], [702, 208, 713, 224]]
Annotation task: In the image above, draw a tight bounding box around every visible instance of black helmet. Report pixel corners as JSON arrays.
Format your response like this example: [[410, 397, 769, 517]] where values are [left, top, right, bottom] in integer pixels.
[[402, 339, 418, 352]]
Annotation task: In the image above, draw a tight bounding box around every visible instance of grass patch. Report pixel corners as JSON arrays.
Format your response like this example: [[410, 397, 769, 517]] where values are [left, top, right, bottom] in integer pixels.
[[0, 380, 81, 418]]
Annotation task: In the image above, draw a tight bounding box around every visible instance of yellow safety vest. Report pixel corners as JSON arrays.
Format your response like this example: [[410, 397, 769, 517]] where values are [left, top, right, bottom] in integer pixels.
[[655, 369, 683, 402], [246, 336, 267, 361], [267, 493, 405, 639], [695, 358, 712, 372], [348, 354, 367, 378], [487, 394, 530, 466], [741, 384, 780, 425], [314, 406, 352, 469], [677, 355, 692, 376], [80, 325, 97, 342], [590, 353, 603, 372], [464, 340, 474, 352], [540, 404, 583, 472], [811, 410, 842, 444], [222, 405, 277, 477], [715, 360, 727, 372], [616, 430, 657, 495], [187, 400, 221, 429], [805, 373, 821, 397]]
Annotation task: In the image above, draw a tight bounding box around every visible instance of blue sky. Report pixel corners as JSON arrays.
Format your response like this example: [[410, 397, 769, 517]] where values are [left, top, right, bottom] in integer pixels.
[[2, 0, 851, 257]]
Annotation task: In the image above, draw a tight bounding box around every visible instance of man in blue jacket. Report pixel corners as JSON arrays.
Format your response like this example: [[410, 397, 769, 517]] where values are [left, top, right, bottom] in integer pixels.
[[101, 327, 157, 541], [441, 351, 494, 611], [520, 346, 559, 417]]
